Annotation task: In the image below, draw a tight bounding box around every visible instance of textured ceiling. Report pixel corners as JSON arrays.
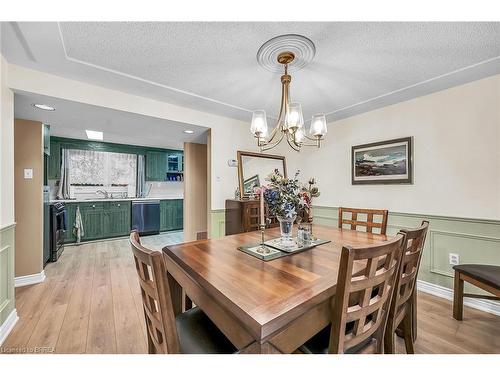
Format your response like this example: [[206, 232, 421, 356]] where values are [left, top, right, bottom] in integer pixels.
[[2, 22, 500, 124], [14, 91, 208, 149]]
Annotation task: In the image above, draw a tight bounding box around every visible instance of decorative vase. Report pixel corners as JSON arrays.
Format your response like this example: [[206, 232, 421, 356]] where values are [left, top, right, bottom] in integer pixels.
[[277, 214, 296, 246]]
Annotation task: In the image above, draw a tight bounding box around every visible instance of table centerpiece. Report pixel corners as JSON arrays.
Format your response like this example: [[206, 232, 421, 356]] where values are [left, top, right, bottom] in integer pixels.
[[261, 170, 320, 246]]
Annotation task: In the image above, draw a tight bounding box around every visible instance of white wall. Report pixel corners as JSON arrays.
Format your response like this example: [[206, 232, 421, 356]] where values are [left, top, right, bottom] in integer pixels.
[[6, 63, 258, 211], [296, 74, 500, 220], [0, 54, 15, 226]]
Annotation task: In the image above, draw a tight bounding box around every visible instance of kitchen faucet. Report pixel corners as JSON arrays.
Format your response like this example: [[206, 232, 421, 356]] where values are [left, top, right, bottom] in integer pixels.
[[96, 189, 109, 199]]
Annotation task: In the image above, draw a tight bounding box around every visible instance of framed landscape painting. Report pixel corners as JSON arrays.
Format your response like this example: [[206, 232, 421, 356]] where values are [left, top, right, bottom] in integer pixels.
[[352, 137, 413, 185]]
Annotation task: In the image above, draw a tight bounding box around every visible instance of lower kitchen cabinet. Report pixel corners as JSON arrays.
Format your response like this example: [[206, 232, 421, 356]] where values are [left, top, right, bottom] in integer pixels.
[[105, 201, 131, 237], [64, 203, 77, 243], [63, 201, 131, 243], [160, 199, 183, 232]]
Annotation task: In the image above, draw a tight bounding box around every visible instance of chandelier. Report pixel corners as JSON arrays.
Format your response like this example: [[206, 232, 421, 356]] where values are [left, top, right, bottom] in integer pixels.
[[250, 50, 327, 152]]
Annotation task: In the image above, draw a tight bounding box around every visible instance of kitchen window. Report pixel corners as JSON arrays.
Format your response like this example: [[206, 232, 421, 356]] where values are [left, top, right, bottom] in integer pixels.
[[67, 149, 137, 199]]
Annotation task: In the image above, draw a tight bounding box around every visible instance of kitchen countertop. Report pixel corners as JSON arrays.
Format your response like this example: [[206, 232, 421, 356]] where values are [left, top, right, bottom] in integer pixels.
[[50, 197, 183, 204]]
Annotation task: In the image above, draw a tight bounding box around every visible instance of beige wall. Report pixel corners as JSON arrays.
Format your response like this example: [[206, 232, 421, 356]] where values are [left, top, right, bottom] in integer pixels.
[[183, 142, 208, 241], [14, 119, 43, 277], [295, 74, 500, 220], [1, 54, 15, 226]]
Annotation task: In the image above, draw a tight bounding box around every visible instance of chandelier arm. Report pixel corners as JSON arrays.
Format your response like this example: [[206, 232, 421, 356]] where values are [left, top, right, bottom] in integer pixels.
[[260, 131, 285, 151], [286, 132, 301, 152], [303, 134, 322, 142]]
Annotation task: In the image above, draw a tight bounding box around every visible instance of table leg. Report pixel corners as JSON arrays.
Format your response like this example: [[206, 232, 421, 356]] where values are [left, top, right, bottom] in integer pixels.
[[238, 341, 283, 354], [184, 294, 193, 310], [167, 272, 184, 316]]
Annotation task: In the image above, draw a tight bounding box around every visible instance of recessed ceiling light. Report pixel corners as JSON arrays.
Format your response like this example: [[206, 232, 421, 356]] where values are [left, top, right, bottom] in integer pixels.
[[33, 104, 55, 111], [85, 130, 103, 141], [183, 130, 195, 134]]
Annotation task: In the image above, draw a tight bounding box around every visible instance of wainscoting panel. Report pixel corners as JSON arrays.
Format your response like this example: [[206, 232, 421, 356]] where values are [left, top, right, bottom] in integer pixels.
[[0, 223, 16, 340], [210, 209, 226, 239]]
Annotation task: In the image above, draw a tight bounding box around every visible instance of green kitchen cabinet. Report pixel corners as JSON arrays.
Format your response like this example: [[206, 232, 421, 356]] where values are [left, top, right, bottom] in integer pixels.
[[43, 124, 50, 156], [173, 199, 183, 229], [146, 151, 167, 181], [160, 200, 174, 231], [64, 203, 77, 243], [48, 140, 61, 180], [104, 201, 131, 237], [160, 199, 183, 232], [80, 202, 107, 241], [63, 201, 131, 243], [167, 153, 183, 173]]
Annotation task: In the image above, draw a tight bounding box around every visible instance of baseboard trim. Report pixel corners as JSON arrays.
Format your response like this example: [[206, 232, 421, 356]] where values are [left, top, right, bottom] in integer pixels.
[[417, 279, 500, 316], [0, 309, 18, 345], [14, 270, 46, 288]]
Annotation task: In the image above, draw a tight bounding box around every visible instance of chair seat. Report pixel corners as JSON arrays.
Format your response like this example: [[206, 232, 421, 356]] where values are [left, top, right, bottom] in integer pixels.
[[299, 323, 376, 354], [175, 307, 237, 354], [453, 264, 500, 290]]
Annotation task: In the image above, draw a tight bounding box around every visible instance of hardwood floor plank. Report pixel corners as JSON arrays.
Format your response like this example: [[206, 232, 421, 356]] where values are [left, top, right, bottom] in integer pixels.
[[2, 280, 54, 349], [26, 246, 83, 350], [56, 245, 97, 353], [86, 243, 117, 353], [109, 241, 147, 354]]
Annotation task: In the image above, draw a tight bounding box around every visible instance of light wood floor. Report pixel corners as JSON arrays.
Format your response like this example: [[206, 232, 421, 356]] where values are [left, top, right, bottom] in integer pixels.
[[2, 232, 499, 354]]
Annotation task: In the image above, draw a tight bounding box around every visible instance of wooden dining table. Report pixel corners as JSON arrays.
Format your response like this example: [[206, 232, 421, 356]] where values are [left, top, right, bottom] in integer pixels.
[[162, 224, 389, 354]]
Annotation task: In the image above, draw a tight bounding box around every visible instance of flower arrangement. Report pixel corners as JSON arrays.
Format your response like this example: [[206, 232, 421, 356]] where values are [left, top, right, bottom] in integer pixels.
[[298, 177, 321, 221], [259, 170, 320, 220]]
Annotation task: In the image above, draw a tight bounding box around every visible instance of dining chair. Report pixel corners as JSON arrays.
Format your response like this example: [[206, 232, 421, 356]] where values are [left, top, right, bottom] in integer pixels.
[[338, 207, 389, 235], [130, 231, 236, 354], [384, 221, 429, 354], [299, 233, 405, 354]]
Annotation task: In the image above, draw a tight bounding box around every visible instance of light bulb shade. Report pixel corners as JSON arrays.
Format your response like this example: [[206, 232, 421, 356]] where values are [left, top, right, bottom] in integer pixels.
[[310, 114, 327, 137], [250, 110, 268, 137], [285, 103, 304, 129], [294, 128, 305, 144]]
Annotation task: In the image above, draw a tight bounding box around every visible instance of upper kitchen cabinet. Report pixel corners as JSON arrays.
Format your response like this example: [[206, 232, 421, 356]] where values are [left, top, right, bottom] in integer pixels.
[[167, 153, 183, 173], [48, 139, 61, 180], [146, 151, 168, 181]]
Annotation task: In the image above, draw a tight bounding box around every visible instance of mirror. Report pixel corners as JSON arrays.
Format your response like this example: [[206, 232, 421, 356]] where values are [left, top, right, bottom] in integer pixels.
[[237, 151, 287, 197]]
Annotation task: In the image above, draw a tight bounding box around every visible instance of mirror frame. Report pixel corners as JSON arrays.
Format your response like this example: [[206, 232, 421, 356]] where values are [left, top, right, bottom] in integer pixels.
[[237, 150, 287, 198]]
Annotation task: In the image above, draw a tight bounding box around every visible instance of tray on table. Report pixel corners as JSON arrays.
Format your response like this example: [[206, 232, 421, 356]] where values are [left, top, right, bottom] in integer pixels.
[[238, 237, 331, 261]]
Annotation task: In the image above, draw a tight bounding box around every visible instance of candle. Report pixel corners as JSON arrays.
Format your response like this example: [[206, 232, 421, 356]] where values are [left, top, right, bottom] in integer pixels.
[[260, 188, 265, 227]]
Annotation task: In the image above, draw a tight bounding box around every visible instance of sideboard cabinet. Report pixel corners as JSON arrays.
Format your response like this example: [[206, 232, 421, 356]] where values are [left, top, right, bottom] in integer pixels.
[[225, 199, 279, 235]]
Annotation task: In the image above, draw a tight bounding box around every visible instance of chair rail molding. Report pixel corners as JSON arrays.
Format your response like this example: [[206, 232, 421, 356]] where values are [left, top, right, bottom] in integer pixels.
[[14, 270, 46, 288]]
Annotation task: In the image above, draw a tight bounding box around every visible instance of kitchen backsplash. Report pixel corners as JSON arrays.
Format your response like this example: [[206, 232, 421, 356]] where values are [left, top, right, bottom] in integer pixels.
[[145, 181, 183, 198], [48, 180, 183, 199]]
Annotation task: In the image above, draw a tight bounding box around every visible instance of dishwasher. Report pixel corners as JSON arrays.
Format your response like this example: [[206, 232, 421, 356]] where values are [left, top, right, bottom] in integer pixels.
[[132, 200, 160, 235]]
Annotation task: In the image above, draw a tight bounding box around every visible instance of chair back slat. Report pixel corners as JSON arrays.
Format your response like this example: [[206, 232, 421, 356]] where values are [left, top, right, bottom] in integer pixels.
[[130, 231, 181, 354], [338, 207, 389, 235], [328, 233, 405, 353]]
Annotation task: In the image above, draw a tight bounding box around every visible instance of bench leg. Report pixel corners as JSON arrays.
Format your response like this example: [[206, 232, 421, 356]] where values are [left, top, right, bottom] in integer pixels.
[[453, 270, 464, 320]]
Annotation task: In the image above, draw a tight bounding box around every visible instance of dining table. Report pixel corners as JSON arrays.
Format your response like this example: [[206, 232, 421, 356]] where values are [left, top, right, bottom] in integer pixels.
[[162, 224, 390, 354]]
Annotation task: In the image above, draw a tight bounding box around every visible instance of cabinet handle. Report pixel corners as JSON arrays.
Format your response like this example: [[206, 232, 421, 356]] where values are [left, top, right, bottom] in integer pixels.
[[92, 205, 95, 208], [117, 204, 120, 207]]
